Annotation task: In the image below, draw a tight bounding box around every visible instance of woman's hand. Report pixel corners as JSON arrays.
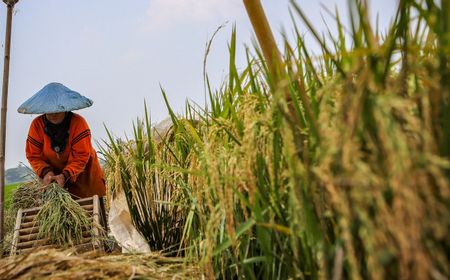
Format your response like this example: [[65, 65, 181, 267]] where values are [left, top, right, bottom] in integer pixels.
[[43, 171, 55, 185], [52, 174, 66, 187]]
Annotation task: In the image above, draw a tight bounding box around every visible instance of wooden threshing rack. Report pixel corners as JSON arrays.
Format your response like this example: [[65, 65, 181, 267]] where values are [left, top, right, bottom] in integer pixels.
[[10, 195, 107, 256]]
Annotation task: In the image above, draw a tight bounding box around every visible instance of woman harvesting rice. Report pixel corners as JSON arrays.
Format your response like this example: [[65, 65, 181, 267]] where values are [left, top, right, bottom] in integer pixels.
[[19, 82, 106, 198]]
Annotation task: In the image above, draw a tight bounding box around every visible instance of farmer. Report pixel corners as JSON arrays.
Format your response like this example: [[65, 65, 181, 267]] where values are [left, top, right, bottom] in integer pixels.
[[18, 82, 106, 198]]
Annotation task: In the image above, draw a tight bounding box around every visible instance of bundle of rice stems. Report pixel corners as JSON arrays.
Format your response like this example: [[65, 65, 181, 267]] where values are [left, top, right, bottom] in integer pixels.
[[10, 180, 42, 212], [2, 181, 42, 254], [0, 249, 201, 280], [36, 183, 92, 247]]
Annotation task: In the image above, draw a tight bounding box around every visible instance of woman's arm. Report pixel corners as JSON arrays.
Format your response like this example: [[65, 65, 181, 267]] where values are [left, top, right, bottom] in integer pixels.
[[25, 118, 53, 178]]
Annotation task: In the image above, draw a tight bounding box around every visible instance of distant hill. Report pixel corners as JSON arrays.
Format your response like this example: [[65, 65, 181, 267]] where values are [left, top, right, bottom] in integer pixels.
[[5, 165, 35, 185]]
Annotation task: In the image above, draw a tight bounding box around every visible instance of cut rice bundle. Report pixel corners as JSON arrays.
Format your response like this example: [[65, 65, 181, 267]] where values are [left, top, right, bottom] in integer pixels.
[[36, 183, 92, 246], [10, 181, 41, 212]]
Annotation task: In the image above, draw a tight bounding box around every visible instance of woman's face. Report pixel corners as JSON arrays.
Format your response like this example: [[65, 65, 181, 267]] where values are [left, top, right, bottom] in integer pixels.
[[45, 112, 66, 124]]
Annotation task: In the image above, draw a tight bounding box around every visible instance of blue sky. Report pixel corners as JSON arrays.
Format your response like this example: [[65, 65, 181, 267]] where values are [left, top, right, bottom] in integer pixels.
[[0, 0, 396, 169]]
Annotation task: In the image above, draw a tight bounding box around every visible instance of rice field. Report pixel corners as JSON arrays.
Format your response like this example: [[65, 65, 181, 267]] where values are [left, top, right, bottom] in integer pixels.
[[101, 0, 450, 279], [0, 0, 447, 279]]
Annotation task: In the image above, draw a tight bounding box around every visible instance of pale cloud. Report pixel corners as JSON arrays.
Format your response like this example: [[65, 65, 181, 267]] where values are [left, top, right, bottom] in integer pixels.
[[119, 49, 143, 65], [144, 0, 242, 31]]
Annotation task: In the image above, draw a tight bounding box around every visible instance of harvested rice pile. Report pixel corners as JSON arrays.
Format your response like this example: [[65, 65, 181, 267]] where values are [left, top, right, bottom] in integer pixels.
[[3, 182, 95, 253], [37, 183, 92, 246], [0, 249, 201, 279], [2, 181, 42, 253], [10, 181, 42, 212]]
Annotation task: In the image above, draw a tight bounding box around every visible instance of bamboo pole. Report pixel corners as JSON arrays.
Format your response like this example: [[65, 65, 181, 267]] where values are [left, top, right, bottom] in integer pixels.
[[0, 0, 18, 243], [242, 0, 283, 83], [242, 0, 320, 140]]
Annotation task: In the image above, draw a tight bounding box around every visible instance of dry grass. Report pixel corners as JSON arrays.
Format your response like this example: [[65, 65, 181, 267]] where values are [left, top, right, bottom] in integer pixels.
[[0, 249, 201, 279]]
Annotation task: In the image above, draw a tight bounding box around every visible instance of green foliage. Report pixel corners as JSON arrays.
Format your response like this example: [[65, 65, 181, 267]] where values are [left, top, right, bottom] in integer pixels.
[[4, 183, 20, 210]]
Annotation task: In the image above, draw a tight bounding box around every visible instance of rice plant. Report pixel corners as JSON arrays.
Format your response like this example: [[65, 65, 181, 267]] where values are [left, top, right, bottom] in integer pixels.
[[102, 0, 450, 279], [101, 107, 188, 254]]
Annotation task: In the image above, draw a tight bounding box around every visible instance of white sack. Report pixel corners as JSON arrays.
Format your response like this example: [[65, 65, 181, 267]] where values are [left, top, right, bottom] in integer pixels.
[[108, 192, 151, 253]]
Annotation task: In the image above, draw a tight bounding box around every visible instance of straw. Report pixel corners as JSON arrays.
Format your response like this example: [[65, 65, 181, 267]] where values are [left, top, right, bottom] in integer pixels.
[[0, 249, 201, 279]]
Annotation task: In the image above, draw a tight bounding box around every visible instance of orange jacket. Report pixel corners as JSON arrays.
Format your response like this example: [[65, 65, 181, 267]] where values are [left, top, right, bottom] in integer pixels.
[[26, 113, 106, 198]]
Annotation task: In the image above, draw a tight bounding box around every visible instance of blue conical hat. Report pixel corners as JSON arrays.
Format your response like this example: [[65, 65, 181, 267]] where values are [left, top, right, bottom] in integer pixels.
[[18, 82, 93, 114]]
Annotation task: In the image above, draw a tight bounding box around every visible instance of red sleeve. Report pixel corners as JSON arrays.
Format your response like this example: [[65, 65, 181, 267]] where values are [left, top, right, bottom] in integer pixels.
[[63, 116, 92, 183], [25, 117, 52, 178]]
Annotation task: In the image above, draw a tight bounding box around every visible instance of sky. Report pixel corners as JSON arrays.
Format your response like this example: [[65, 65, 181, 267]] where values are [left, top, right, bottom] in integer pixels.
[[0, 0, 397, 169]]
